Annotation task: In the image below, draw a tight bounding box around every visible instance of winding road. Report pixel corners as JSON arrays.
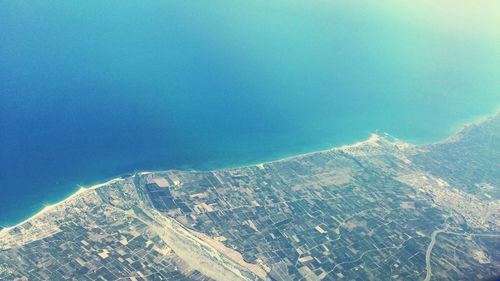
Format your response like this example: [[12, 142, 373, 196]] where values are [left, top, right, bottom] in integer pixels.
[[424, 227, 447, 281], [423, 228, 500, 281]]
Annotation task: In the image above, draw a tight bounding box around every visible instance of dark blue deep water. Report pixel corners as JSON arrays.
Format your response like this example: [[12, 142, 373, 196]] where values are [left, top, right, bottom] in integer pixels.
[[1, 1, 500, 226]]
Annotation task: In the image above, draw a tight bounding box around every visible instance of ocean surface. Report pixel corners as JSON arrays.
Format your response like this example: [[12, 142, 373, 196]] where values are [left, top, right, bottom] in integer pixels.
[[1, 1, 500, 226]]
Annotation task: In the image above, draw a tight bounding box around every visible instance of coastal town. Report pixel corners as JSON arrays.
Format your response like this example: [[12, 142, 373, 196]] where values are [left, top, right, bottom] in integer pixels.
[[1, 114, 499, 280]]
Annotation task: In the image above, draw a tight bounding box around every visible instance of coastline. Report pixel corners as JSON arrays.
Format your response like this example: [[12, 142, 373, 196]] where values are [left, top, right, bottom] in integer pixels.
[[1, 110, 498, 232], [0, 178, 124, 234], [438, 108, 500, 144], [0, 134, 383, 233]]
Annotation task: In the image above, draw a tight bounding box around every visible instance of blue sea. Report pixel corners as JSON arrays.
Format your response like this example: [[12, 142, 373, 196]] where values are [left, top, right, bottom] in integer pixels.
[[1, 1, 499, 226]]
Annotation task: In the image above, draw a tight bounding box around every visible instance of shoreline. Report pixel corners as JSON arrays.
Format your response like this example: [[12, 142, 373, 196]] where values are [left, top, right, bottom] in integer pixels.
[[438, 108, 500, 143], [0, 134, 383, 233], [1, 109, 498, 231], [0, 178, 124, 234]]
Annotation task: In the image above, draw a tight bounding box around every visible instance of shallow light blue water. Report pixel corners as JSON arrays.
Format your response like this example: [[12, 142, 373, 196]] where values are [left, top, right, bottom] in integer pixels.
[[1, 1, 499, 226]]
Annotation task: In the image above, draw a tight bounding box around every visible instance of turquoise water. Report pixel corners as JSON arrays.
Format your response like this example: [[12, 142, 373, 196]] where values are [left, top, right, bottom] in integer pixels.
[[1, 1, 499, 226]]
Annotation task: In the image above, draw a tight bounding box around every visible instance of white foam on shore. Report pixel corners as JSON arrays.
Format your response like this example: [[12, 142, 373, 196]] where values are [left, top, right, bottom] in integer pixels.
[[3, 110, 498, 235], [251, 133, 387, 169], [0, 178, 124, 235], [1, 134, 385, 233]]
